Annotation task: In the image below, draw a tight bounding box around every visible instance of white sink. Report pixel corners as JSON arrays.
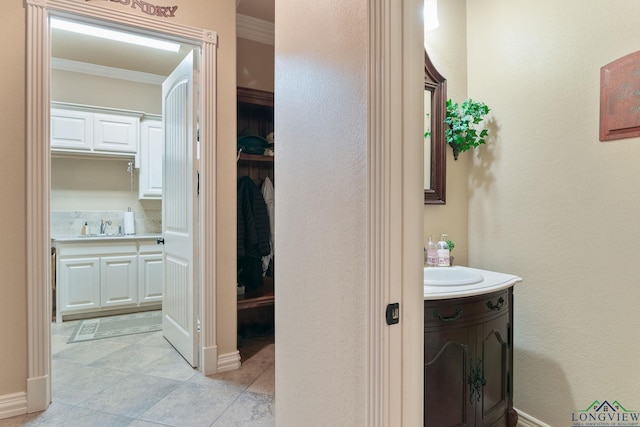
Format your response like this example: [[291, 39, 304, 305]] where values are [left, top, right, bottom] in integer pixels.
[[423, 266, 484, 286]]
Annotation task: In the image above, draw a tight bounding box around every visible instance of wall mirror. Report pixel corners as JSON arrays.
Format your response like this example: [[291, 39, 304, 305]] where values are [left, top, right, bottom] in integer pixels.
[[424, 48, 447, 204]]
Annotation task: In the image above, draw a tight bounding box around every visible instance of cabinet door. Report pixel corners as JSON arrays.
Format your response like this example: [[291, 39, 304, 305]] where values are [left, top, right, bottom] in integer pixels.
[[100, 255, 138, 308], [93, 113, 139, 153], [477, 312, 510, 427], [138, 253, 163, 304], [424, 325, 475, 427], [139, 120, 164, 199], [58, 257, 100, 313], [51, 108, 93, 151]]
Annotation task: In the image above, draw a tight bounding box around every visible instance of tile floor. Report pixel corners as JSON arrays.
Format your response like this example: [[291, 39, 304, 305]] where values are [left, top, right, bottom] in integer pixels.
[[0, 320, 275, 426]]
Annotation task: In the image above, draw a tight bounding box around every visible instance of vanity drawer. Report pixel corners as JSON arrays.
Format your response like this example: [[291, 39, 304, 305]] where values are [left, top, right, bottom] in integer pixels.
[[424, 289, 509, 329]]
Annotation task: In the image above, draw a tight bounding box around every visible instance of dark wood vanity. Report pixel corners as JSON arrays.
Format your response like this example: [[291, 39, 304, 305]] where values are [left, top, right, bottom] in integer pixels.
[[423, 287, 517, 426]]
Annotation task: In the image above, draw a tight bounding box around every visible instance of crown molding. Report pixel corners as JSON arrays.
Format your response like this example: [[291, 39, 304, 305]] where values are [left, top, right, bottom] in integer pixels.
[[237, 13, 274, 46], [51, 57, 166, 85]]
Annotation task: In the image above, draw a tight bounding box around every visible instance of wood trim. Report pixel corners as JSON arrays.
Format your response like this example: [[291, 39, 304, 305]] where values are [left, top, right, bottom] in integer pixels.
[[424, 48, 447, 205], [237, 87, 274, 107]]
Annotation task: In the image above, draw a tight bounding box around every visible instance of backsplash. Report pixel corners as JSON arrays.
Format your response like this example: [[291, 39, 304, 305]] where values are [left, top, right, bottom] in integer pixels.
[[51, 209, 161, 236]]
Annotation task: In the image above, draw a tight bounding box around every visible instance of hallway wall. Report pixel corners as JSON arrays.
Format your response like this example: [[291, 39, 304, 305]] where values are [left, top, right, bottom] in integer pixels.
[[467, 1, 640, 424]]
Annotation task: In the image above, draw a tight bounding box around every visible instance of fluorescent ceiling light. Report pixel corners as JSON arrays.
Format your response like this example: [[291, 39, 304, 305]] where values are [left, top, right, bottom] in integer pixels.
[[50, 18, 181, 52]]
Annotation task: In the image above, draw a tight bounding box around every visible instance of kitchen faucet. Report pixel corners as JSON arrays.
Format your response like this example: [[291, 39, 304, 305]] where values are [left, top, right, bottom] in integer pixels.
[[100, 220, 112, 234]]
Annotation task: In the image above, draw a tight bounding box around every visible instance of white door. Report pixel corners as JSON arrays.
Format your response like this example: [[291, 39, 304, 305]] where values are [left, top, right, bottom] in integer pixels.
[[161, 50, 199, 367]]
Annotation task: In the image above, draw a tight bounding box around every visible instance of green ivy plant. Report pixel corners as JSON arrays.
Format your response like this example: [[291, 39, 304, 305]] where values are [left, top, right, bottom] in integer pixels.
[[444, 98, 491, 160]]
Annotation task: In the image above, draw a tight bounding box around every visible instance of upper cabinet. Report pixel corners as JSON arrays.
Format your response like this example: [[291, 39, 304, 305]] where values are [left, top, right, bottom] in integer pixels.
[[51, 102, 142, 156], [138, 116, 163, 200]]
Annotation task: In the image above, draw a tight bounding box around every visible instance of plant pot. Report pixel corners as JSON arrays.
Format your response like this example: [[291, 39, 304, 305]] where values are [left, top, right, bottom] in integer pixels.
[[449, 256, 454, 266]]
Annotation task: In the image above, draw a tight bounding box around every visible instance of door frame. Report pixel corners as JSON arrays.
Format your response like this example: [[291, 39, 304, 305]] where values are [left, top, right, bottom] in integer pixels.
[[24, 0, 219, 412]]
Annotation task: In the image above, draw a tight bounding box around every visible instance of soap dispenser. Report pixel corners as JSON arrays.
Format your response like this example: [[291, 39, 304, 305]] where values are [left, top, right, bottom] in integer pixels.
[[81, 222, 88, 236], [436, 234, 450, 267], [426, 236, 438, 267]]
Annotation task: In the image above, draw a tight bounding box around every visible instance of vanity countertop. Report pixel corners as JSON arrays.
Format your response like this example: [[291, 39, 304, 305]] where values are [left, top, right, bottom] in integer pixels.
[[424, 266, 522, 300], [51, 233, 162, 243]]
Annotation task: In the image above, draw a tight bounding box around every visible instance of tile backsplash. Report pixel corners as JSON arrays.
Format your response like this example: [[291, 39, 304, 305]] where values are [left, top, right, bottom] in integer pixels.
[[51, 209, 161, 236]]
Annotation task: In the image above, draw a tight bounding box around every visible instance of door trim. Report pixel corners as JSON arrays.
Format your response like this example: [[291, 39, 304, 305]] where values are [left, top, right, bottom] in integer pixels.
[[25, 0, 219, 412]]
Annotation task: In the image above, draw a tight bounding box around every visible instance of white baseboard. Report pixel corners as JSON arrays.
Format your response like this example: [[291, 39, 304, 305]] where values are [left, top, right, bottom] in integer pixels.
[[217, 350, 241, 373], [516, 407, 552, 427], [0, 392, 27, 420], [26, 375, 49, 413], [201, 345, 218, 376]]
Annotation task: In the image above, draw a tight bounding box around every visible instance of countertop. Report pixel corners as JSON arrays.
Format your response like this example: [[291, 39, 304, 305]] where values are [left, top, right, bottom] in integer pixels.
[[423, 266, 522, 300], [51, 233, 162, 243]]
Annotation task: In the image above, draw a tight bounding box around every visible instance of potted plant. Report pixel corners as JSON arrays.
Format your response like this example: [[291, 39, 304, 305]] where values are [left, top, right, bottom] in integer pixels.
[[444, 98, 491, 160]]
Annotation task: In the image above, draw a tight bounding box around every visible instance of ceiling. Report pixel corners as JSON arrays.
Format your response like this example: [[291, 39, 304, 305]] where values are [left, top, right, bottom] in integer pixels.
[[51, 0, 274, 77]]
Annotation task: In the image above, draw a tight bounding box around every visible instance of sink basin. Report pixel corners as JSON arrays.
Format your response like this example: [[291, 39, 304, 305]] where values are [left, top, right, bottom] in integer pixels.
[[424, 266, 484, 286]]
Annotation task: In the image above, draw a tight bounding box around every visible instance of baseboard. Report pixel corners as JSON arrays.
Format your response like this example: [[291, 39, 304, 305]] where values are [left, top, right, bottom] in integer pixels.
[[27, 374, 49, 413], [516, 408, 552, 427], [201, 344, 218, 376], [0, 392, 27, 420], [217, 349, 241, 373]]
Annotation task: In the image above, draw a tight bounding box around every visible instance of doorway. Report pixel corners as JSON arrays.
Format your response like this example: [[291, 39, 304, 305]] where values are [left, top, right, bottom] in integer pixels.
[[25, 1, 221, 412]]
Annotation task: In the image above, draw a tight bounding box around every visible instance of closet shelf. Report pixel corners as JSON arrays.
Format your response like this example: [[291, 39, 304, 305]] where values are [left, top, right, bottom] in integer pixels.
[[238, 153, 274, 163]]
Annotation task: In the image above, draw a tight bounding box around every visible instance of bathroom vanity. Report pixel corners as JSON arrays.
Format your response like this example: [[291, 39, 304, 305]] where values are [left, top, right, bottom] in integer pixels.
[[423, 267, 521, 427]]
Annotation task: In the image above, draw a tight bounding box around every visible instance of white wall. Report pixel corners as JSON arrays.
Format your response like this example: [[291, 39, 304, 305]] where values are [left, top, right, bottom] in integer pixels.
[[275, 0, 368, 424], [467, 1, 640, 424]]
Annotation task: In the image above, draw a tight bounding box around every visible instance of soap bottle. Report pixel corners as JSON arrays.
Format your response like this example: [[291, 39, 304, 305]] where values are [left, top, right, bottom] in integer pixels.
[[436, 234, 450, 267], [81, 222, 88, 235], [426, 236, 438, 267]]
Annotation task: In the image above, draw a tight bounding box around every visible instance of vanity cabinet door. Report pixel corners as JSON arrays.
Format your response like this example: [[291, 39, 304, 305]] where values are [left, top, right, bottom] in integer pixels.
[[477, 312, 510, 427], [424, 325, 475, 426]]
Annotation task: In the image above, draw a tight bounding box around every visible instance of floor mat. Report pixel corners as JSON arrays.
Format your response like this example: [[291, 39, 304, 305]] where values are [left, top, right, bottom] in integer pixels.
[[67, 310, 162, 343]]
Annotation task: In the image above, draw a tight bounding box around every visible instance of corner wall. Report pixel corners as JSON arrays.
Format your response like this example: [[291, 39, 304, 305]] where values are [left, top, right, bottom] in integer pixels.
[[467, 1, 640, 424]]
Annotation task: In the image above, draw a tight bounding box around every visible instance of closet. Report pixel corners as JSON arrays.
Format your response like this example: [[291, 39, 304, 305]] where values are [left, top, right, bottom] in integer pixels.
[[236, 87, 275, 330]]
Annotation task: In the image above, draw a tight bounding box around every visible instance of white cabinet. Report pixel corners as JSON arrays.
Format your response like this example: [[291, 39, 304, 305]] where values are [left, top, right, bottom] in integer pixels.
[[93, 113, 139, 153], [51, 108, 93, 151], [138, 242, 163, 304], [58, 257, 100, 312], [51, 102, 142, 156], [139, 117, 164, 199], [55, 239, 162, 322], [101, 254, 138, 308]]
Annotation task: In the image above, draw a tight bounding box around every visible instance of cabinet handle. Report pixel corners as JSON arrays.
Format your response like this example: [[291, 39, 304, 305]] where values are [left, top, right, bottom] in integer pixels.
[[487, 297, 505, 311], [433, 307, 462, 322], [469, 357, 486, 403], [156, 237, 164, 245]]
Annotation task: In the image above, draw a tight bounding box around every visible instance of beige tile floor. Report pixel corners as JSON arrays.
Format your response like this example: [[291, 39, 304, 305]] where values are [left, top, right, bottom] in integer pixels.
[[0, 320, 275, 427]]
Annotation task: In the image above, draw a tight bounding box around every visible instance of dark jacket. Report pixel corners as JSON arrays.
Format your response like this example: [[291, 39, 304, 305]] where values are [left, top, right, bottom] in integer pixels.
[[237, 176, 271, 289]]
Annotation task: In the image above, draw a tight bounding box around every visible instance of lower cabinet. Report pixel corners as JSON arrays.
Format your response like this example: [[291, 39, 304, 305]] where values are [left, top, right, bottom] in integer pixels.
[[423, 287, 517, 427], [56, 239, 162, 321]]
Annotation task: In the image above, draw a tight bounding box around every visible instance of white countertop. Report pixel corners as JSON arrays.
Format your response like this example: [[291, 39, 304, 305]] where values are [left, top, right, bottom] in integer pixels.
[[52, 233, 162, 243], [424, 266, 522, 300]]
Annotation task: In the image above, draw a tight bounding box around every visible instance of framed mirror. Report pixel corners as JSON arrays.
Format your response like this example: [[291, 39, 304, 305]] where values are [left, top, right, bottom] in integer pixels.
[[424, 48, 447, 204]]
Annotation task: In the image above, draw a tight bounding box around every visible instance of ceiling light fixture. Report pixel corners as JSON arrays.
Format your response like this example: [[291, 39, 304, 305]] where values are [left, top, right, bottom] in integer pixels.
[[50, 17, 181, 52]]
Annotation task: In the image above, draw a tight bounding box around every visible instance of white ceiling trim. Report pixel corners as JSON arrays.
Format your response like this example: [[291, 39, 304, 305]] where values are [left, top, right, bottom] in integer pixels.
[[51, 57, 166, 85], [237, 13, 274, 46]]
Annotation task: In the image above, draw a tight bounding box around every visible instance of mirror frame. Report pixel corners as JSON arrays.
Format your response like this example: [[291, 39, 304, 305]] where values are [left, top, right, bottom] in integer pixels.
[[424, 48, 447, 204]]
